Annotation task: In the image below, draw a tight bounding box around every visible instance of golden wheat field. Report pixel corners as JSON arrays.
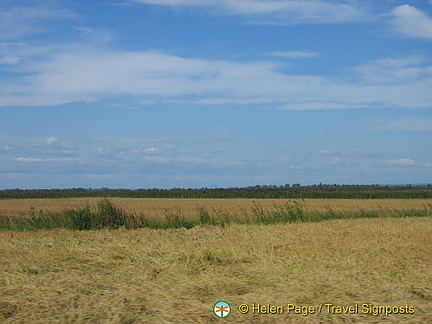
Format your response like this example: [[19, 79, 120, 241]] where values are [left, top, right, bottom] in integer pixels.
[[1, 198, 431, 218], [0, 199, 431, 323]]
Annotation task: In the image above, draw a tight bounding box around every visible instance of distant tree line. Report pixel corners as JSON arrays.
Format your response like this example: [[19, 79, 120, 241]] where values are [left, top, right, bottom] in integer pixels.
[[1, 184, 431, 199]]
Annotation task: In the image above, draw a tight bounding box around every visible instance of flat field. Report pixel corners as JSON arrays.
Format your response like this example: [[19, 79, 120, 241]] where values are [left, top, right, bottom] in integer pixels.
[[0, 198, 431, 323], [1, 197, 431, 218]]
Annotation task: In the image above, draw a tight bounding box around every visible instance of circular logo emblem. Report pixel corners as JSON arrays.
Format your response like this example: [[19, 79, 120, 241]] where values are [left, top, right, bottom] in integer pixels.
[[213, 301, 231, 318]]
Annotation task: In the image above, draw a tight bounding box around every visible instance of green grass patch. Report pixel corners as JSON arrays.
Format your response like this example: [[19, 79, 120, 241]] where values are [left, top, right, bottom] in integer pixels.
[[0, 199, 431, 231]]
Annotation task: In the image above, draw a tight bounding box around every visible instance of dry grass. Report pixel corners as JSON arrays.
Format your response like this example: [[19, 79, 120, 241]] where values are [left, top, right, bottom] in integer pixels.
[[1, 198, 431, 218], [1, 217, 431, 323]]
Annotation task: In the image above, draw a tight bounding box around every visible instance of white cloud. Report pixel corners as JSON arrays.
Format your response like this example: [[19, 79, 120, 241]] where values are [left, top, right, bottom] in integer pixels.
[[318, 149, 342, 155], [326, 157, 340, 165], [130, 146, 159, 154], [4, 134, 429, 187], [46, 137, 59, 145], [391, 5, 432, 40], [1, 50, 432, 110], [32, 137, 74, 155], [0, 3, 77, 41], [132, 0, 364, 24], [14, 157, 75, 163], [277, 102, 374, 110], [0, 2, 430, 111], [317, 148, 373, 158], [270, 51, 321, 58], [352, 56, 432, 84], [384, 158, 416, 166], [0, 49, 324, 106], [143, 147, 158, 153], [83, 174, 116, 180]]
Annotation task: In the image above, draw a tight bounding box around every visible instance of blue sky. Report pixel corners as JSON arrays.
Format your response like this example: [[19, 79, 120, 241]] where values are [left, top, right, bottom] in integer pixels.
[[1, 0, 431, 189]]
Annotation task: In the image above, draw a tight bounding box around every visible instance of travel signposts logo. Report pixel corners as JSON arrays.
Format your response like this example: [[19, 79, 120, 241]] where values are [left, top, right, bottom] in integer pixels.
[[213, 301, 231, 318]]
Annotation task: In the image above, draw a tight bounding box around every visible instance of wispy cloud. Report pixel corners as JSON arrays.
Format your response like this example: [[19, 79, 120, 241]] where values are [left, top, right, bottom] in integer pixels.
[[0, 55, 20, 65], [270, 51, 321, 58], [32, 137, 74, 155], [391, 5, 432, 40], [0, 2, 77, 41], [383, 158, 416, 166], [352, 56, 432, 84], [131, 0, 365, 24], [0, 49, 432, 110], [318, 148, 368, 156], [1, 49, 432, 110], [1, 2, 430, 111], [277, 102, 374, 110], [380, 118, 432, 131], [73, 27, 113, 44], [14, 157, 75, 163], [5, 136, 256, 181], [3, 134, 429, 188], [0, 145, 16, 154]]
